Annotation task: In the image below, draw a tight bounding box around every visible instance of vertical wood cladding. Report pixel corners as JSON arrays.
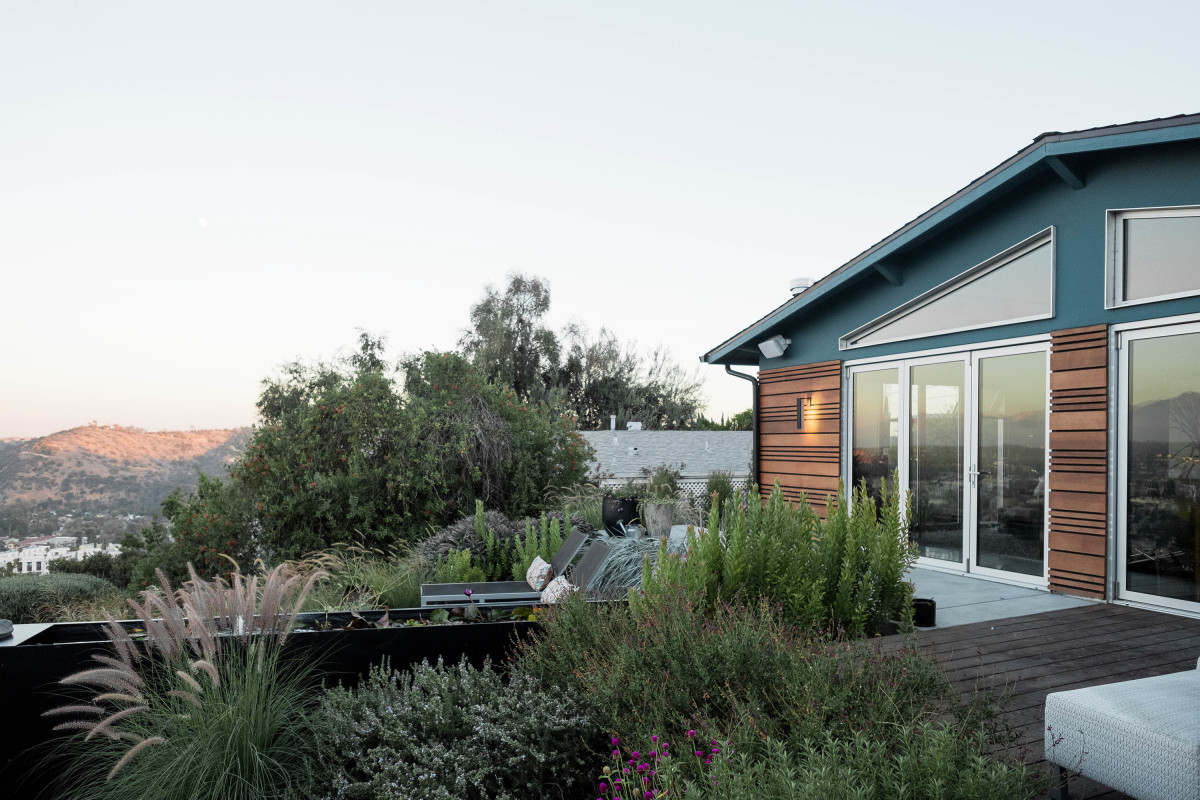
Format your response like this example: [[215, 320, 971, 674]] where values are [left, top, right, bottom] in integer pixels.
[[758, 360, 841, 516], [1048, 325, 1108, 599]]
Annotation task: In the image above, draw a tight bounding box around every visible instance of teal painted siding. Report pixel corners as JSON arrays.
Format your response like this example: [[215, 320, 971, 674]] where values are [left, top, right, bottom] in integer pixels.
[[762, 139, 1200, 368]]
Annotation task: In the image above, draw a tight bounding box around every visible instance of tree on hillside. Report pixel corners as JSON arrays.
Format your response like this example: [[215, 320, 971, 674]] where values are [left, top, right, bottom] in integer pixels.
[[459, 273, 706, 430], [135, 333, 592, 577]]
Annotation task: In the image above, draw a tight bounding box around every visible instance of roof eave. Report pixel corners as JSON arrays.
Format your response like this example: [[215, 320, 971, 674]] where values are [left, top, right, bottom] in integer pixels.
[[702, 115, 1200, 366]]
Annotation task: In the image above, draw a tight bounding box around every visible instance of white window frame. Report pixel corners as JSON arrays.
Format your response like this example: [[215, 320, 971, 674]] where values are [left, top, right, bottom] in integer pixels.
[[1114, 315, 1200, 615], [1106, 205, 1200, 309], [840, 228, 1055, 350], [844, 336, 1051, 588]]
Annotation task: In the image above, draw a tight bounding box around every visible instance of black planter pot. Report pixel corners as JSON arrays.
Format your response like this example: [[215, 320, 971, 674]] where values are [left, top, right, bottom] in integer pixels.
[[913, 598, 936, 627], [0, 607, 539, 796], [602, 495, 639, 535]]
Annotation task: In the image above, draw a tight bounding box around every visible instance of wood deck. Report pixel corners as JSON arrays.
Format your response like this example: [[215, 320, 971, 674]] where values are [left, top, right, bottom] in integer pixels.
[[880, 603, 1200, 799]]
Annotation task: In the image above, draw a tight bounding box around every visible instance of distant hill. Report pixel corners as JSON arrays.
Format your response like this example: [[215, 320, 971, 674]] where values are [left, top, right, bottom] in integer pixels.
[[0, 425, 251, 519]]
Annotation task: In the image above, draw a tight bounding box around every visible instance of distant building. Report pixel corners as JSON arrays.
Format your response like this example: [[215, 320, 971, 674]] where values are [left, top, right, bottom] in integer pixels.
[[579, 429, 751, 500]]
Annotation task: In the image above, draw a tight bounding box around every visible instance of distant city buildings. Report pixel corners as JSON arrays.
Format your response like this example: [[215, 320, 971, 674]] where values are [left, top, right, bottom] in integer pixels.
[[0, 538, 122, 575]]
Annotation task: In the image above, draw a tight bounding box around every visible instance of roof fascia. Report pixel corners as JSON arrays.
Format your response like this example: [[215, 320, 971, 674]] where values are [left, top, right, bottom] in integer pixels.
[[703, 120, 1200, 366]]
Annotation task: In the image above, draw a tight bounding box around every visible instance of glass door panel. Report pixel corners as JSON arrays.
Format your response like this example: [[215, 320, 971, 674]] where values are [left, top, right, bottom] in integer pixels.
[[1125, 332, 1200, 605], [974, 351, 1047, 576], [909, 362, 965, 563], [851, 367, 899, 505]]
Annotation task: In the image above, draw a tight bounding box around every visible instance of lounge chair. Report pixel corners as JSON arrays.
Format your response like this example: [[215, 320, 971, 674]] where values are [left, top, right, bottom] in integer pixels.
[[1045, 656, 1200, 800], [419, 529, 590, 607]]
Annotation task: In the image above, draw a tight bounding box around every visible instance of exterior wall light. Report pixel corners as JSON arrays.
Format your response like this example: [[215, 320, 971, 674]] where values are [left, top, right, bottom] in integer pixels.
[[796, 393, 812, 430], [758, 334, 790, 359]]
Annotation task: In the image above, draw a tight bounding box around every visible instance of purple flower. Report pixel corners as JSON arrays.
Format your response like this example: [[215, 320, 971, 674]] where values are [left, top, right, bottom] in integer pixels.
[[687, 730, 695, 738], [651, 735, 659, 742], [464, 588, 472, 597], [612, 736, 619, 745]]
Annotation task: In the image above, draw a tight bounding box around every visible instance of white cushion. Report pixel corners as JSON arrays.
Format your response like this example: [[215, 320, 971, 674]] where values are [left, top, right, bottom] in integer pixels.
[[540, 575, 574, 604], [525, 556, 553, 591], [1045, 665, 1200, 800]]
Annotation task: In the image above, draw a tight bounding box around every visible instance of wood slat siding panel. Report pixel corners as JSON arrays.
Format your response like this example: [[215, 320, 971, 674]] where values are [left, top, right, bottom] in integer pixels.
[[1048, 325, 1108, 598], [757, 360, 841, 517]]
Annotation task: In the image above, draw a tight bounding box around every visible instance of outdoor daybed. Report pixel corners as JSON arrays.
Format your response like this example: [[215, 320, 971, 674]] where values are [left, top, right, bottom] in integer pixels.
[[1045, 657, 1200, 800]]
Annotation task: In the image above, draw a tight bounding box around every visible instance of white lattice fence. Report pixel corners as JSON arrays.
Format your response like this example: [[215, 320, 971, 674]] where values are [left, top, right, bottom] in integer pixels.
[[599, 477, 748, 501]]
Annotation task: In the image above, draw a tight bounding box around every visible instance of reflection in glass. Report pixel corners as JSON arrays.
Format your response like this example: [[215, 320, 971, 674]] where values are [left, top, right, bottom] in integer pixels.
[[852, 242, 1052, 346], [852, 368, 899, 503], [1126, 333, 1200, 603], [1124, 215, 1200, 302], [975, 352, 1046, 575], [910, 362, 964, 562]]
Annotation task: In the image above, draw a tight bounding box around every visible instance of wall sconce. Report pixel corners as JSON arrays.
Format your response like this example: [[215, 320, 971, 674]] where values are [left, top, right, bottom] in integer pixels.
[[757, 334, 790, 359], [796, 393, 812, 430]]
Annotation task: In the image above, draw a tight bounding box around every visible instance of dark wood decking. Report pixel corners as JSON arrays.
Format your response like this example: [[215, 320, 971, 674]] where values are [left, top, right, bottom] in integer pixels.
[[880, 603, 1200, 799]]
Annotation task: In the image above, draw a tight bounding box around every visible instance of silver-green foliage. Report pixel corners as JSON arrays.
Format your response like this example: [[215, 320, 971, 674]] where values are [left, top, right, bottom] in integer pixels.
[[310, 658, 599, 800], [641, 479, 916, 636]]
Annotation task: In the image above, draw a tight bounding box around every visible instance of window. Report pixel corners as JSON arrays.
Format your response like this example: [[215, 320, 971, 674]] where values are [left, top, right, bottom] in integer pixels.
[[1108, 206, 1200, 307], [842, 229, 1054, 349], [1119, 324, 1200, 610]]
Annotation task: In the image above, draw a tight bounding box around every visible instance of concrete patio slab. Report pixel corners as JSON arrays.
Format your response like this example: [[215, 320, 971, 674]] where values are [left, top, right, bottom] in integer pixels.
[[907, 566, 1093, 628]]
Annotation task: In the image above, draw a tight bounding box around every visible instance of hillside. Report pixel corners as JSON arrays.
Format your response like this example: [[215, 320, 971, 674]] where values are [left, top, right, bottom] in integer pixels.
[[0, 425, 251, 520]]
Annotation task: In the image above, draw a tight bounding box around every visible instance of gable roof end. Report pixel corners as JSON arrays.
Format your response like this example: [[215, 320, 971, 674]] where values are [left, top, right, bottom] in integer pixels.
[[702, 113, 1200, 366]]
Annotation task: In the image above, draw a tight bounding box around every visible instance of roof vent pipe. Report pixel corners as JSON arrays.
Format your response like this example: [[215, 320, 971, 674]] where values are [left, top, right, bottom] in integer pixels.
[[789, 277, 813, 296], [610, 414, 616, 431]]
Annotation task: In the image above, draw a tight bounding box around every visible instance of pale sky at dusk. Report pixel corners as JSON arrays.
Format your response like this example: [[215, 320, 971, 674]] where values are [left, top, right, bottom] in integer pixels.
[[2, 1, 1197, 439]]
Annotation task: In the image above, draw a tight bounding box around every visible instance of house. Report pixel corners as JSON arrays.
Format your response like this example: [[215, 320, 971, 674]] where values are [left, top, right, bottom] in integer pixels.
[[579, 429, 752, 500], [704, 114, 1200, 615]]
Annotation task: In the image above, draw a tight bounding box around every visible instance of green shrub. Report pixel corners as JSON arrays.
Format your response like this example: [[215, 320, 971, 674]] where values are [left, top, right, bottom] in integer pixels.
[[45, 564, 325, 800], [655, 729, 1037, 800], [509, 513, 566, 580], [0, 573, 115, 623], [642, 479, 915, 636], [49, 551, 138, 590], [309, 658, 600, 800], [432, 548, 487, 583], [703, 470, 736, 519], [516, 590, 947, 756]]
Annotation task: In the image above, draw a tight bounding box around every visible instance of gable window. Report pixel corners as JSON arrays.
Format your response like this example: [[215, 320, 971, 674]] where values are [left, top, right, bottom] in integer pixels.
[[1107, 206, 1200, 307], [841, 229, 1054, 349]]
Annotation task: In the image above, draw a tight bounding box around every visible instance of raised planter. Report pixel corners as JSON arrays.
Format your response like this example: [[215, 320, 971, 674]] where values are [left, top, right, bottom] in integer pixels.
[[0, 606, 540, 794]]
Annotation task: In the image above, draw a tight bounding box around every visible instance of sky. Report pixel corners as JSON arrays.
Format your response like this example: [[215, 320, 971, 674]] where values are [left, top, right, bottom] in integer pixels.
[[2, 1, 1198, 439]]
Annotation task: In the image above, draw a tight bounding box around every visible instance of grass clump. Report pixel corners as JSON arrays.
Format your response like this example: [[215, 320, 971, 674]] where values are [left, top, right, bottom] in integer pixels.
[[309, 658, 599, 800], [0, 573, 116, 624], [297, 543, 429, 611], [44, 563, 325, 800]]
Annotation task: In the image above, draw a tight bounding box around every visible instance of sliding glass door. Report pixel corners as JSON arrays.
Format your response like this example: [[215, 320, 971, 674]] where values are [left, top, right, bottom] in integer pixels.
[[1118, 324, 1200, 611], [849, 344, 1048, 583], [972, 350, 1048, 579]]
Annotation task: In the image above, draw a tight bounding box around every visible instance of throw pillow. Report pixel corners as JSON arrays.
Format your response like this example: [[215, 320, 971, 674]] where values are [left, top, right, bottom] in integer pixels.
[[525, 555, 553, 591]]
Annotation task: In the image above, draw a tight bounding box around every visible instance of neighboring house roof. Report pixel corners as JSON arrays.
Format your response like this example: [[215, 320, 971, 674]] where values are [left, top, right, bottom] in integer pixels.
[[579, 430, 752, 481], [703, 112, 1200, 365]]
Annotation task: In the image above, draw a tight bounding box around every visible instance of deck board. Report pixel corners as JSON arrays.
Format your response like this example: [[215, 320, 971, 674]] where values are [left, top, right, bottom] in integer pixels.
[[879, 603, 1200, 800]]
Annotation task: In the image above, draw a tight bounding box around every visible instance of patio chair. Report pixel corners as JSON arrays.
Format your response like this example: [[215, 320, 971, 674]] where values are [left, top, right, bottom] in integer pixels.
[[419, 529, 589, 607], [1044, 656, 1200, 800]]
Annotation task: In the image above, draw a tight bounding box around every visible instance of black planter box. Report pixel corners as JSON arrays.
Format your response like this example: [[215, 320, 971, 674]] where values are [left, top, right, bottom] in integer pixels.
[[0, 607, 539, 795]]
